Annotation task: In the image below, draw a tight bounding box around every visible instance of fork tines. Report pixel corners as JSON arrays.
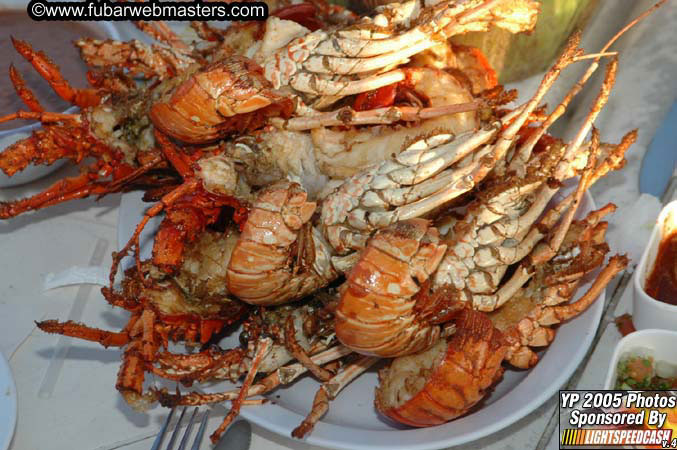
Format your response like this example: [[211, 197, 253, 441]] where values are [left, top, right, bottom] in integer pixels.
[[150, 407, 210, 450]]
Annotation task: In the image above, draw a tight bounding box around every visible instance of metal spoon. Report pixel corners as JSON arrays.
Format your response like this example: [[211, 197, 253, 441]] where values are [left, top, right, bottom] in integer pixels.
[[213, 420, 252, 450]]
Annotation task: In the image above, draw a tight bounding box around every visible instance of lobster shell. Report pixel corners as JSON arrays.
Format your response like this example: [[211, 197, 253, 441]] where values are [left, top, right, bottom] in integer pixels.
[[335, 219, 448, 357], [375, 309, 508, 427]]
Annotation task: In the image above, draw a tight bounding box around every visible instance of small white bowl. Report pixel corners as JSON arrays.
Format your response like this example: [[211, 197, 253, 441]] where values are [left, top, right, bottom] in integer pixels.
[[604, 329, 677, 389], [632, 200, 677, 331], [0, 11, 120, 188]]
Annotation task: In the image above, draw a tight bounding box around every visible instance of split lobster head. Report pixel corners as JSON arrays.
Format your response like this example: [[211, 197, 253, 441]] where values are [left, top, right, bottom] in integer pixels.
[[149, 56, 294, 144]]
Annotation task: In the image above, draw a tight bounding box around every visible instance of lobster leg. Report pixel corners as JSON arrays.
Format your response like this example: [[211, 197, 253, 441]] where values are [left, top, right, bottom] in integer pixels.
[[210, 338, 272, 443], [156, 390, 265, 407], [150, 347, 247, 383], [470, 191, 606, 313], [489, 205, 624, 368], [133, 20, 192, 53], [274, 99, 499, 131], [0, 110, 80, 125], [529, 255, 629, 328], [470, 115, 612, 312], [153, 130, 193, 178], [0, 134, 59, 177], [284, 315, 334, 381], [0, 169, 113, 219], [96, 155, 164, 195], [36, 320, 129, 347], [147, 132, 216, 272], [117, 339, 157, 411], [115, 309, 164, 411], [110, 178, 201, 285], [504, 255, 628, 369], [0, 153, 161, 219], [274, 84, 515, 130], [101, 286, 142, 312], [509, 0, 666, 173], [9, 64, 44, 112], [85, 69, 136, 96], [249, 345, 351, 396], [75, 38, 195, 80], [11, 37, 102, 108], [155, 345, 352, 406], [0, 120, 106, 177], [475, 126, 632, 253], [292, 355, 378, 439]]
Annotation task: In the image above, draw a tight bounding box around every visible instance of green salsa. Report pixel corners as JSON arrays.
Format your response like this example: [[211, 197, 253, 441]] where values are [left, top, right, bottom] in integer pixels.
[[615, 356, 677, 390]]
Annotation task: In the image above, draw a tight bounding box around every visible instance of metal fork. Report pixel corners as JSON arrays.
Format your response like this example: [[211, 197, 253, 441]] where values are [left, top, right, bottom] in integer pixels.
[[150, 407, 210, 450]]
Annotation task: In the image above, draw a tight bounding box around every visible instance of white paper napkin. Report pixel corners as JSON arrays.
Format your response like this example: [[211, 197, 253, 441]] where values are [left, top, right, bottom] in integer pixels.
[[43, 266, 110, 291]]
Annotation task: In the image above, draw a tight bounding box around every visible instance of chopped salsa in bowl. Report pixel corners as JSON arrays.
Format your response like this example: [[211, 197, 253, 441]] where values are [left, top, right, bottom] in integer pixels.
[[615, 355, 677, 390]]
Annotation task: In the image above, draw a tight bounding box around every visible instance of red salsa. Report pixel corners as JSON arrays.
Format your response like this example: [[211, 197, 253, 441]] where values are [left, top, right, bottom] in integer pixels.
[[645, 231, 677, 305]]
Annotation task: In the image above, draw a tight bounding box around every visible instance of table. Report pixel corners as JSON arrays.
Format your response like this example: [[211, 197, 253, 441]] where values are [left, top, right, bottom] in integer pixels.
[[2, 1, 677, 449]]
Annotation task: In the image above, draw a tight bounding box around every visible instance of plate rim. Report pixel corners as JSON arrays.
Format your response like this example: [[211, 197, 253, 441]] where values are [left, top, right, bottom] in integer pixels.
[[0, 352, 17, 450], [117, 188, 603, 450]]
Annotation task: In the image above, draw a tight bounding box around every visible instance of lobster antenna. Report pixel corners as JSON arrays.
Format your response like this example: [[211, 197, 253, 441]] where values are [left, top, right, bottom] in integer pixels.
[[509, 0, 665, 171]]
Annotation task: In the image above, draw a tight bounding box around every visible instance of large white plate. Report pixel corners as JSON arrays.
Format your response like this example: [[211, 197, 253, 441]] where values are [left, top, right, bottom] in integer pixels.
[[118, 180, 603, 450], [0, 353, 17, 450]]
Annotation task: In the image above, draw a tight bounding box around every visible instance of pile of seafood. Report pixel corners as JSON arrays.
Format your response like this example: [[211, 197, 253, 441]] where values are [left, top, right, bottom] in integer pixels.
[[0, 0, 664, 443]]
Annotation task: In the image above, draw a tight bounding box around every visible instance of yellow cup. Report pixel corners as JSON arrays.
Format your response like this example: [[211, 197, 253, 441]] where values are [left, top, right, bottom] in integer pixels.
[[451, 0, 600, 83]]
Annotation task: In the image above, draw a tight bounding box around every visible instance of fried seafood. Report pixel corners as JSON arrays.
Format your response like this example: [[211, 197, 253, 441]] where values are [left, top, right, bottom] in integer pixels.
[[147, 0, 538, 143], [260, 0, 538, 97], [110, 131, 251, 279], [151, 298, 339, 385], [149, 56, 295, 144], [224, 34, 588, 307], [261, 4, 659, 435], [221, 64, 499, 199], [333, 123, 631, 358], [37, 263, 247, 411], [23, 0, 667, 443], [111, 2, 526, 283], [227, 50, 632, 439], [0, 0, 530, 219], [332, 14, 640, 357], [0, 38, 180, 218], [375, 219, 629, 427], [375, 309, 506, 427]]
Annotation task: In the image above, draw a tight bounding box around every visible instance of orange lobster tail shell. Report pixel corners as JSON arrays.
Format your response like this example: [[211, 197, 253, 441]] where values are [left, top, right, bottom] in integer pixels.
[[375, 309, 508, 427], [150, 56, 293, 144], [335, 219, 447, 357]]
